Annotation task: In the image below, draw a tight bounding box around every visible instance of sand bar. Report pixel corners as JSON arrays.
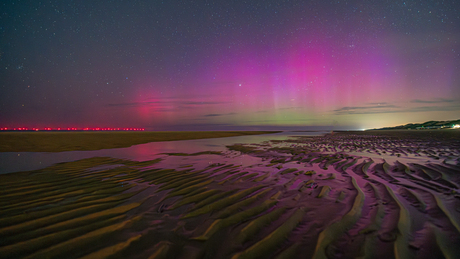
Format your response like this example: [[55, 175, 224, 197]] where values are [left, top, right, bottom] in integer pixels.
[[0, 131, 280, 152]]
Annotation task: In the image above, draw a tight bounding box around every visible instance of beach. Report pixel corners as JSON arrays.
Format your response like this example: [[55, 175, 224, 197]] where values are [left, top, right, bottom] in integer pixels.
[[0, 131, 280, 152], [0, 130, 459, 258]]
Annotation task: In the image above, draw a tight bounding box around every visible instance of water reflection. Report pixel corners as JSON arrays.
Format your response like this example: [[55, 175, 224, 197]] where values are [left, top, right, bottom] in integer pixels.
[[0, 131, 327, 174]]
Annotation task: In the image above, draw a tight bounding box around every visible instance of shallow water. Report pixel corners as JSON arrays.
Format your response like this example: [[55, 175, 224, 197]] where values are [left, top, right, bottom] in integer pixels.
[[1, 131, 460, 258], [0, 131, 327, 174]]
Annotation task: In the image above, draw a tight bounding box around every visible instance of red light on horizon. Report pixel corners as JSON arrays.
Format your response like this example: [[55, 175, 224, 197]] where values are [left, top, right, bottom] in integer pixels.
[[1, 127, 146, 131]]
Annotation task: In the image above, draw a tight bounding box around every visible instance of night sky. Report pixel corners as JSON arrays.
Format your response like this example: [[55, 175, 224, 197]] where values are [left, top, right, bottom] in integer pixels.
[[1, 0, 459, 130]]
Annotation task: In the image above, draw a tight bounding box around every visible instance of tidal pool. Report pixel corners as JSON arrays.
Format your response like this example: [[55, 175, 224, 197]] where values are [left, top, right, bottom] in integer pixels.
[[0, 131, 327, 174]]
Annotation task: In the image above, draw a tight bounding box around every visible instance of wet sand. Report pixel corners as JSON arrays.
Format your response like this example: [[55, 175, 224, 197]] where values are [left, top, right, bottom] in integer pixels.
[[0, 130, 459, 258], [0, 131, 280, 152]]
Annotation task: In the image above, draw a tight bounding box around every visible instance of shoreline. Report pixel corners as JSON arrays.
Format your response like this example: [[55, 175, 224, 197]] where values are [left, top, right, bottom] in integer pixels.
[[0, 131, 281, 152]]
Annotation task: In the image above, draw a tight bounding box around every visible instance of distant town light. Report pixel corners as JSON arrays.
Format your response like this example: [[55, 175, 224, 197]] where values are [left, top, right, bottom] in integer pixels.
[[0, 127, 145, 131], [453, 124, 460, 129]]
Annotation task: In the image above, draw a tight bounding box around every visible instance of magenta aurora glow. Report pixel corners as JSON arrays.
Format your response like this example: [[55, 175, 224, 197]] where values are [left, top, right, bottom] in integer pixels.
[[1, 1, 459, 130]]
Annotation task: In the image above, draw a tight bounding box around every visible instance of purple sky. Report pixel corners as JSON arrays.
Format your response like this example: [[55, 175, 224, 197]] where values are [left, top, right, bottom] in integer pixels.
[[1, 1, 459, 130]]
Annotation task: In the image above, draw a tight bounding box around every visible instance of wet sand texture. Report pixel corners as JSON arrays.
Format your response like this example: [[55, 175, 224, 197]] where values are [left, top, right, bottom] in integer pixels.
[[0, 131, 280, 152], [0, 130, 460, 258]]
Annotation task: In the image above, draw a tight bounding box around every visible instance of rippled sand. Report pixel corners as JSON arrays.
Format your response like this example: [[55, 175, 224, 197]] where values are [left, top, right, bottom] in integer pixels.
[[1, 130, 459, 258]]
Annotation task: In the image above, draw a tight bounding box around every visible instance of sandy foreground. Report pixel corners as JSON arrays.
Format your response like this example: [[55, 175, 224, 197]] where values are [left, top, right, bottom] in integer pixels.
[[0, 130, 459, 258]]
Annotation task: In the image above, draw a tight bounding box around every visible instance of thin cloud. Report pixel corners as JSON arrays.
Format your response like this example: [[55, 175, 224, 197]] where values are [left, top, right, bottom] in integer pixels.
[[407, 105, 460, 112], [367, 102, 390, 105], [241, 118, 315, 123], [410, 98, 456, 104], [333, 103, 460, 115], [333, 104, 399, 115], [182, 101, 225, 106], [204, 112, 237, 117]]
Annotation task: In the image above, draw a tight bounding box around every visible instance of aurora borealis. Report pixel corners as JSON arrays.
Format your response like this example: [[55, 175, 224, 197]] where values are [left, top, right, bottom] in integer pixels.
[[1, 1, 459, 130]]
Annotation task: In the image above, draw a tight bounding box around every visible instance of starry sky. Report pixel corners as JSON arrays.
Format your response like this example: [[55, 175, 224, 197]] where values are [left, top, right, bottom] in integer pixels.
[[1, 0, 459, 130]]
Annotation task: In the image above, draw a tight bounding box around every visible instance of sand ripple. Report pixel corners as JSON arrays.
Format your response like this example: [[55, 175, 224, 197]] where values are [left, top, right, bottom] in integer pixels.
[[1, 132, 459, 258]]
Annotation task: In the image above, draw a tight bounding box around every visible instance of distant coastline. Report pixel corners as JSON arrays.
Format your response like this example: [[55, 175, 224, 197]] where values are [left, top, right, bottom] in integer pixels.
[[368, 119, 460, 130]]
